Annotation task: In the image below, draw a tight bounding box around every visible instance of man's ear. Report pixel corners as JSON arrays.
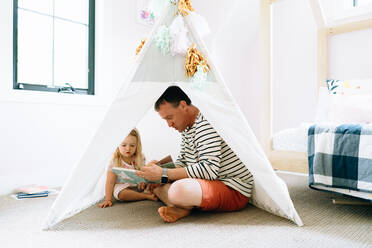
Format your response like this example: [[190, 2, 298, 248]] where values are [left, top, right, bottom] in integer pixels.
[[179, 100, 187, 109]]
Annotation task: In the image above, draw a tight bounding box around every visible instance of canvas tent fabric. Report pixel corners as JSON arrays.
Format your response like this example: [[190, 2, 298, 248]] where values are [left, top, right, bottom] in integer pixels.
[[44, 2, 303, 229]]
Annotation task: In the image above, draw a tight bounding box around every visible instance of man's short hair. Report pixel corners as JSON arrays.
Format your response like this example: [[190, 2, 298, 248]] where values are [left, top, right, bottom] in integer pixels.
[[154, 86, 192, 111]]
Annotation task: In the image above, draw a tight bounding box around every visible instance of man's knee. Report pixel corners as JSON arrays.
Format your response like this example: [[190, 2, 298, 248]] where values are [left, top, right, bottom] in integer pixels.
[[168, 181, 185, 205], [168, 179, 202, 207]]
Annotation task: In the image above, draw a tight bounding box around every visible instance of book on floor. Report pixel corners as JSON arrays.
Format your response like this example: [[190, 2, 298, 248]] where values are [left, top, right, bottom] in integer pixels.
[[16, 191, 49, 199], [15, 185, 49, 194], [11, 185, 59, 200]]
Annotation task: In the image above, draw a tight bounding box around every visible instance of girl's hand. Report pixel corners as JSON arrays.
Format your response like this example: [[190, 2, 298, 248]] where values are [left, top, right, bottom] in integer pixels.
[[146, 183, 161, 193], [138, 182, 146, 191], [98, 199, 113, 208]]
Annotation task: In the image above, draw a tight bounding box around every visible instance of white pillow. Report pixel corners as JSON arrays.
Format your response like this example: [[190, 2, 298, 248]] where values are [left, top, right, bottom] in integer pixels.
[[346, 78, 372, 93], [328, 94, 372, 124], [315, 86, 372, 124]]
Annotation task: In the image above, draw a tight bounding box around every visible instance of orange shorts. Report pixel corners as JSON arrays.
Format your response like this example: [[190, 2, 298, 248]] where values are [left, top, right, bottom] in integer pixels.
[[196, 179, 249, 212]]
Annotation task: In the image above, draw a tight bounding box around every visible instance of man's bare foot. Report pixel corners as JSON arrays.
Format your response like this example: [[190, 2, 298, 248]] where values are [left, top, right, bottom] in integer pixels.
[[145, 193, 158, 201], [158, 206, 191, 223]]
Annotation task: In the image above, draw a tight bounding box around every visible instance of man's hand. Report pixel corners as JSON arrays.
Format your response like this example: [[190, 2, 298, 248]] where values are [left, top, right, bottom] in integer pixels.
[[136, 161, 162, 182]]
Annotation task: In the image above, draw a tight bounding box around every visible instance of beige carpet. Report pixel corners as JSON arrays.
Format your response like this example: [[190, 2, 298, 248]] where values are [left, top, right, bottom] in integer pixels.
[[1, 172, 371, 248]]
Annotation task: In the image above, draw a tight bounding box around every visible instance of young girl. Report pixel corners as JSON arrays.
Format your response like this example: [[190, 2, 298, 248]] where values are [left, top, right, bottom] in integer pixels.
[[98, 128, 158, 208]]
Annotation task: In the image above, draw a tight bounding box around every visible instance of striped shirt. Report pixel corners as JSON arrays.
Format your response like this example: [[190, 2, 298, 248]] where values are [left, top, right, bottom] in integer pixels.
[[175, 112, 254, 198]]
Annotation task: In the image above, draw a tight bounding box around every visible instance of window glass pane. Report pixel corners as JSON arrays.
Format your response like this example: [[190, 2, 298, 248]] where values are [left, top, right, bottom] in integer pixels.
[[17, 9, 53, 85], [18, 0, 53, 16], [357, 0, 372, 6], [54, 0, 89, 24], [54, 19, 89, 89]]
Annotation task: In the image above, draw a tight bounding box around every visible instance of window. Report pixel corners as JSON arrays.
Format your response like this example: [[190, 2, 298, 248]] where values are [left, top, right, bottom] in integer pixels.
[[319, 0, 372, 26], [13, 0, 95, 95], [353, 0, 372, 7]]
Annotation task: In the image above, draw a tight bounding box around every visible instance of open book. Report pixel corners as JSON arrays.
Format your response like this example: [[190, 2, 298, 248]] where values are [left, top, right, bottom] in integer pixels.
[[112, 167, 157, 185], [158, 161, 176, 169], [112, 160, 175, 185]]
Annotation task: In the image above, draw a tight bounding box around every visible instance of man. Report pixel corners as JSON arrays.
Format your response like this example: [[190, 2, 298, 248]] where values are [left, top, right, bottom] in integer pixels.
[[137, 86, 254, 223]]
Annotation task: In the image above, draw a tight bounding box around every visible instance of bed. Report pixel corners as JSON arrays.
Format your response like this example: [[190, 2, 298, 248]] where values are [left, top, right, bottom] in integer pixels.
[[270, 83, 372, 201]]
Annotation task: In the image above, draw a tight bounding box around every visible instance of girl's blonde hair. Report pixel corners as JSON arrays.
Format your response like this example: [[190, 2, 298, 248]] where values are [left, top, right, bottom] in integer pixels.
[[111, 128, 145, 170]]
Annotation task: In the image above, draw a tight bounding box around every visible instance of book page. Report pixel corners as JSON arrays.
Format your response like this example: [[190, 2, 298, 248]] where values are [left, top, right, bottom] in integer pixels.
[[112, 168, 160, 184]]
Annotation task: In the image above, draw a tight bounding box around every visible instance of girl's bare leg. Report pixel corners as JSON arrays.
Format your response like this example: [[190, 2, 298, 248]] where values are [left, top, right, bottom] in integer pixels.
[[118, 188, 158, 202], [153, 183, 172, 205]]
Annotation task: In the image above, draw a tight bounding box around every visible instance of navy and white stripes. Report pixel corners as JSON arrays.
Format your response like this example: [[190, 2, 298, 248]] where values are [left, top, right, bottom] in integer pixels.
[[175, 112, 254, 197]]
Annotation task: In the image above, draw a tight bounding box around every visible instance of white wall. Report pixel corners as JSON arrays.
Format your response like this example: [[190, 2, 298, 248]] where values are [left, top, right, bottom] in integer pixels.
[[0, 0, 264, 195], [328, 28, 372, 79], [271, 0, 318, 133]]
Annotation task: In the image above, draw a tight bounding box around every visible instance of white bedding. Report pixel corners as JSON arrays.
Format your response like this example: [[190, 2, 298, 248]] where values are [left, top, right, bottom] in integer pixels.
[[272, 123, 311, 153]]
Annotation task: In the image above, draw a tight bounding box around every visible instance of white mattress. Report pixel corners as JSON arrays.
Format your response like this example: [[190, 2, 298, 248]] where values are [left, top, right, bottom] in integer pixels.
[[272, 123, 311, 153]]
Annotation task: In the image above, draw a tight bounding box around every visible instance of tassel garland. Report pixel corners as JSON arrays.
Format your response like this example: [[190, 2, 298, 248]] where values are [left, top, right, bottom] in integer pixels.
[[185, 43, 209, 77], [178, 0, 194, 16], [136, 39, 146, 55]]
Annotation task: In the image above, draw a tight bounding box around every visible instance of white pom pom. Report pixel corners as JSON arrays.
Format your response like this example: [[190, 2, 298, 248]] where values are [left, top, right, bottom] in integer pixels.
[[169, 15, 191, 56]]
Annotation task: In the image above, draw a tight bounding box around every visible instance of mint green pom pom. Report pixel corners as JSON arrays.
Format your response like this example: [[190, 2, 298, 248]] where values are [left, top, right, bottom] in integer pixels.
[[154, 25, 171, 56], [191, 65, 208, 90]]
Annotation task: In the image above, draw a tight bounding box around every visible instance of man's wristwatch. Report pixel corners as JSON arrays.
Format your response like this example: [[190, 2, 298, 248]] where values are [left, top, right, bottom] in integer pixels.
[[161, 168, 168, 184]]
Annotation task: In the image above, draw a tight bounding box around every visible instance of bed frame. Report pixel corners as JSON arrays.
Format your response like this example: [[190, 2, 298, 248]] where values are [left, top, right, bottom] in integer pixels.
[[261, 0, 372, 173]]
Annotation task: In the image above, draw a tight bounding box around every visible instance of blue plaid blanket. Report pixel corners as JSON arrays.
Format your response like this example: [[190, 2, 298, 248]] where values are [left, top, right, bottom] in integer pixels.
[[308, 124, 372, 193]]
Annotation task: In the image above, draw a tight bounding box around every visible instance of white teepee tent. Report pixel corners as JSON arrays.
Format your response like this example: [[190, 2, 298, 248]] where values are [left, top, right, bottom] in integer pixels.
[[44, 1, 303, 229]]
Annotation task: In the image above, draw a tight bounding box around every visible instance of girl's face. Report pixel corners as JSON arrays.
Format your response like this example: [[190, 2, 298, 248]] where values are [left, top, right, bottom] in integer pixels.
[[119, 135, 137, 159]]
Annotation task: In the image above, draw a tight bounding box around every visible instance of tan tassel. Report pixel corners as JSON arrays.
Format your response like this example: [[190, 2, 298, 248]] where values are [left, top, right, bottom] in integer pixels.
[[136, 39, 146, 56], [185, 43, 209, 77], [178, 0, 194, 16]]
